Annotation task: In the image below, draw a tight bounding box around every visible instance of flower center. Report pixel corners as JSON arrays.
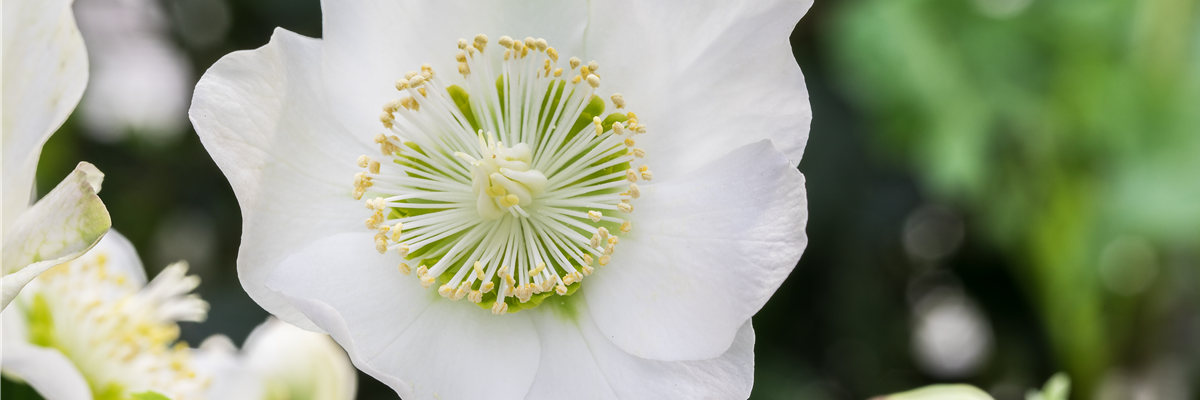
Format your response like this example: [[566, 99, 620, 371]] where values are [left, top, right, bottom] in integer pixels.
[[23, 254, 209, 399], [352, 34, 652, 314]]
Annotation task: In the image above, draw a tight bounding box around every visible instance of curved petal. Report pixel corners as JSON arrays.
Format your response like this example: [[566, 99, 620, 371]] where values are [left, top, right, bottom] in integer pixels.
[[584, 140, 807, 360], [583, 0, 813, 180], [878, 384, 995, 400], [86, 229, 148, 287], [320, 0, 590, 136], [192, 335, 267, 400], [1, 162, 111, 310], [0, 343, 92, 400], [190, 28, 369, 329], [266, 232, 540, 400], [525, 300, 754, 399], [242, 318, 356, 400], [2, 0, 89, 232]]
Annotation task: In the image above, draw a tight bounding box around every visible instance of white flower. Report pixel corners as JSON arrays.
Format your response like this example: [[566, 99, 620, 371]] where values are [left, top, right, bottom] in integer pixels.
[[192, 317, 357, 400], [1, 231, 211, 400], [190, 1, 812, 398], [2, 0, 112, 310]]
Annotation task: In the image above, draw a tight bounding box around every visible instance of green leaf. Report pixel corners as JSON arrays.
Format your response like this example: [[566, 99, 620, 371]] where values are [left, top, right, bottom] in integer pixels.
[[131, 391, 173, 400]]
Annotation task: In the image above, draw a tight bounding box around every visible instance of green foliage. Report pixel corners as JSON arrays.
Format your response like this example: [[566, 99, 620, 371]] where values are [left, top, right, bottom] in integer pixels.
[[831, 0, 1200, 396]]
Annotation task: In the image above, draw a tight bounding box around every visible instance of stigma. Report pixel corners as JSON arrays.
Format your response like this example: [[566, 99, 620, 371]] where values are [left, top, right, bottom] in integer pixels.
[[351, 34, 652, 314]]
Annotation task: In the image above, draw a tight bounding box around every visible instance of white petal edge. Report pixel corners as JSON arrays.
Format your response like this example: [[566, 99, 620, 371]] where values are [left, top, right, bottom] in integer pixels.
[[878, 384, 996, 400], [583, 0, 813, 180], [266, 232, 541, 400], [1, 162, 111, 310], [242, 318, 357, 400], [585, 140, 807, 360], [192, 335, 268, 400], [190, 28, 370, 330], [2, 0, 89, 234], [525, 300, 754, 399], [0, 342, 92, 400], [319, 0, 590, 137]]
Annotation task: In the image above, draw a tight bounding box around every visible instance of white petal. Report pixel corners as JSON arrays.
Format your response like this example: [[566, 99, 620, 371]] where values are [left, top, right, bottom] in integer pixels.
[[241, 318, 356, 400], [86, 229, 148, 287], [878, 384, 996, 400], [583, 0, 813, 180], [1, 0, 89, 231], [190, 28, 368, 329], [1, 162, 111, 310], [0, 343, 92, 400], [266, 232, 541, 400], [584, 140, 807, 360], [320, 0, 590, 136], [192, 335, 267, 400], [525, 301, 754, 399]]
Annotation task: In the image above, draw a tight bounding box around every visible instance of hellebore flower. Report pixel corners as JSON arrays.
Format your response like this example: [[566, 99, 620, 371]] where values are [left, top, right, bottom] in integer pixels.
[[191, 0, 811, 398], [192, 317, 358, 400], [2, 0, 112, 310], [1, 231, 211, 400]]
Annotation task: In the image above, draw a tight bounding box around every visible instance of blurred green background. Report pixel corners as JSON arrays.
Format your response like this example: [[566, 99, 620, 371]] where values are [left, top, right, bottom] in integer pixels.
[[15, 0, 1200, 398]]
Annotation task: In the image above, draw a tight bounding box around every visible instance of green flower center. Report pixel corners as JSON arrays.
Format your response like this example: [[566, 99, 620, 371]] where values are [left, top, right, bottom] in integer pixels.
[[353, 34, 652, 314]]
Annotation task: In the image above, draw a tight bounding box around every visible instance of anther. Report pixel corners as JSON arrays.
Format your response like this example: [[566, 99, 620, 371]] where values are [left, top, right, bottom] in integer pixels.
[[547, 48, 559, 62], [369, 161, 381, 174], [553, 68, 563, 77], [626, 170, 639, 182], [620, 221, 632, 233], [582, 254, 593, 265], [491, 302, 508, 315], [587, 60, 599, 72], [498, 36, 514, 48], [628, 183, 641, 199], [587, 211, 603, 222], [624, 138, 636, 147], [398, 263, 411, 275], [618, 203, 634, 213], [569, 57, 581, 69], [468, 290, 482, 303], [611, 93, 625, 109], [357, 155, 370, 168], [632, 148, 646, 158], [457, 38, 469, 49], [524, 37, 535, 49], [473, 34, 489, 51], [535, 38, 548, 51], [556, 285, 568, 295], [599, 255, 611, 266]]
